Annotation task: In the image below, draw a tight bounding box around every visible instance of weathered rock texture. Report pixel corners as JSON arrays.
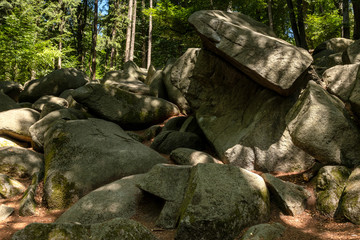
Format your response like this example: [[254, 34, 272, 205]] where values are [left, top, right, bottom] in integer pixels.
[[43, 118, 166, 209], [188, 10, 313, 96], [19, 68, 88, 103], [286, 81, 360, 167], [171, 48, 314, 173], [0, 108, 40, 142], [72, 83, 179, 129], [315, 166, 351, 217], [176, 164, 270, 240]]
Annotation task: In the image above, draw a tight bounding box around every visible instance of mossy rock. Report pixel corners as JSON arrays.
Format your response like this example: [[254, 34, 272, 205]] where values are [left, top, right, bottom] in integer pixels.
[[340, 167, 360, 224], [315, 166, 351, 217]]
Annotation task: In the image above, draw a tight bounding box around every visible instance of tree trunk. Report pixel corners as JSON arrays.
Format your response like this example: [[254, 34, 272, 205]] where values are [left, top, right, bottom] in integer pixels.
[[147, 0, 153, 69], [110, 0, 119, 68], [77, 0, 88, 70], [267, 0, 273, 30], [286, 0, 301, 47], [353, 0, 360, 39], [129, 0, 137, 61], [91, 0, 98, 80], [296, 0, 308, 49], [343, 0, 350, 38], [125, 0, 134, 62], [57, 0, 66, 69]]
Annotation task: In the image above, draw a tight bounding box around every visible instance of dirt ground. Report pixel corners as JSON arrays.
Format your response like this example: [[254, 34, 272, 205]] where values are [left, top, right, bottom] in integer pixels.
[[1, 174, 359, 240]]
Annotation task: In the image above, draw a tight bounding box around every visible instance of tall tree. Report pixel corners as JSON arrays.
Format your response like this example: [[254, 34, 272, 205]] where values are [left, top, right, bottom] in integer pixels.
[[286, 0, 308, 49], [147, 0, 153, 69], [110, 0, 120, 68], [129, 0, 137, 61], [76, 0, 88, 70], [57, 0, 66, 69], [125, 0, 134, 62], [353, 0, 360, 39], [90, 0, 98, 80], [343, 0, 350, 38], [268, 0, 274, 30]]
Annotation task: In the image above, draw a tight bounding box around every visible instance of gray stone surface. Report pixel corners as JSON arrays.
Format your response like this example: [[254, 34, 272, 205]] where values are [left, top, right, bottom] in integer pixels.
[[163, 58, 191, 114], [0, 173, 26, 198], [12, 218, 158, 240], [241, 222, 286, 240], [176, 164, 270, 240], [315, 166, 351, 217], [262, 173, 309, 216], [137, 164, 192, 229], [339, 167, 360, 224], [170, 148, 222, 165], [0, 81, 23, 102], [19, 173, 41, 216], [72, 83, 179, 129], [0, 91, 20, 112], [19, 68, 88, 103], [150, 130, 205, 154], [0, 146, 43, 178], [313, 38, 355, 56], [286, 81, 360, 167], [32, 95, 68, 112], [188, 10, 312, 96], [56, 174, 144, 224], [343, 39, 360, 64], [0, 204, 14, 221], [149, 70, 167, 98], [29, 108, 87, 150], [171, 48, 314, 173], [0, 108, 40, 142], [43, 118, 166, 209]]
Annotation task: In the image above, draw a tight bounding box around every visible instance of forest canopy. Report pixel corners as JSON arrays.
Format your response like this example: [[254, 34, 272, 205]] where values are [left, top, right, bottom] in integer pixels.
[[0, 0, 359, 83]]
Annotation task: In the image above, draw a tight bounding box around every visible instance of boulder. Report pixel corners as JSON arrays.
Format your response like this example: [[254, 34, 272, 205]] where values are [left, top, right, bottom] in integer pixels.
[[163, 59, 191, 114], [19, 68, 89, 103], [56, 174, 144, 224], [241, 222, 286, 240], [176, 164, 270, 240], [0, 204, 14, 221], [170, 148, 222, 165], [0, 146, 43, 178], [188, 10, 313, 96], [12, 218, 158, 240], [32, 95, 68, 112], [162, 116, 188, 132], [43, 118, 166, 209], [171, 48, 314, 173], [0, 137, 23, 148], [343, 39, 360, 64], [0, 173, 26, 198], [72, 83, 179, 129], [137, 164, 192, 228], [0, 108, 40, 142], [0, 80, 23, 102], [262, 173, 309, 216], [286, 81, 360, 167], [313, 38, 355, 56], [313, 52, 344, 75], [19, 173, 41, 216], [149, 70, 167, 98], [315, 166, 351, 217], [0, 91, 20, 112], [39, 102, 68, 118], [29, 108, 87, 151], [150, 130, 205, 154], [339, 167, 360, 224]]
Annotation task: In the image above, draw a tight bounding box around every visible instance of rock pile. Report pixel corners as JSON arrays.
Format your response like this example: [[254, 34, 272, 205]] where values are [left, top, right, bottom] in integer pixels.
[[0, 9, 359, 240]]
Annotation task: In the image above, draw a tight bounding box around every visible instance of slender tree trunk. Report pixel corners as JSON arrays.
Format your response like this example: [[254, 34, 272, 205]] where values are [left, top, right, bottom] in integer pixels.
[[141, 0, 147, 68], [91, 0, 98, 80], [57, 0, 65, 69], [125, 0, 134, 62], [77, 0, 88, 70], [110, 0, 119, 68], [129, 0, 137, 61], [227, 1, 233, 12], [353, 0, 360, 39], [296, 0, 308, 49], [267, 0, 274, 30], [343, 0, 350, 38], [286, 0, 301, 47], [147, 0, 153, 69]]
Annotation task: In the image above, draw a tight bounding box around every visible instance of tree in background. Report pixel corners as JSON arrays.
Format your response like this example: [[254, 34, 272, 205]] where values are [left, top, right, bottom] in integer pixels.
[[90, 0, 98, 80], [353, 0, 360, 39]]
